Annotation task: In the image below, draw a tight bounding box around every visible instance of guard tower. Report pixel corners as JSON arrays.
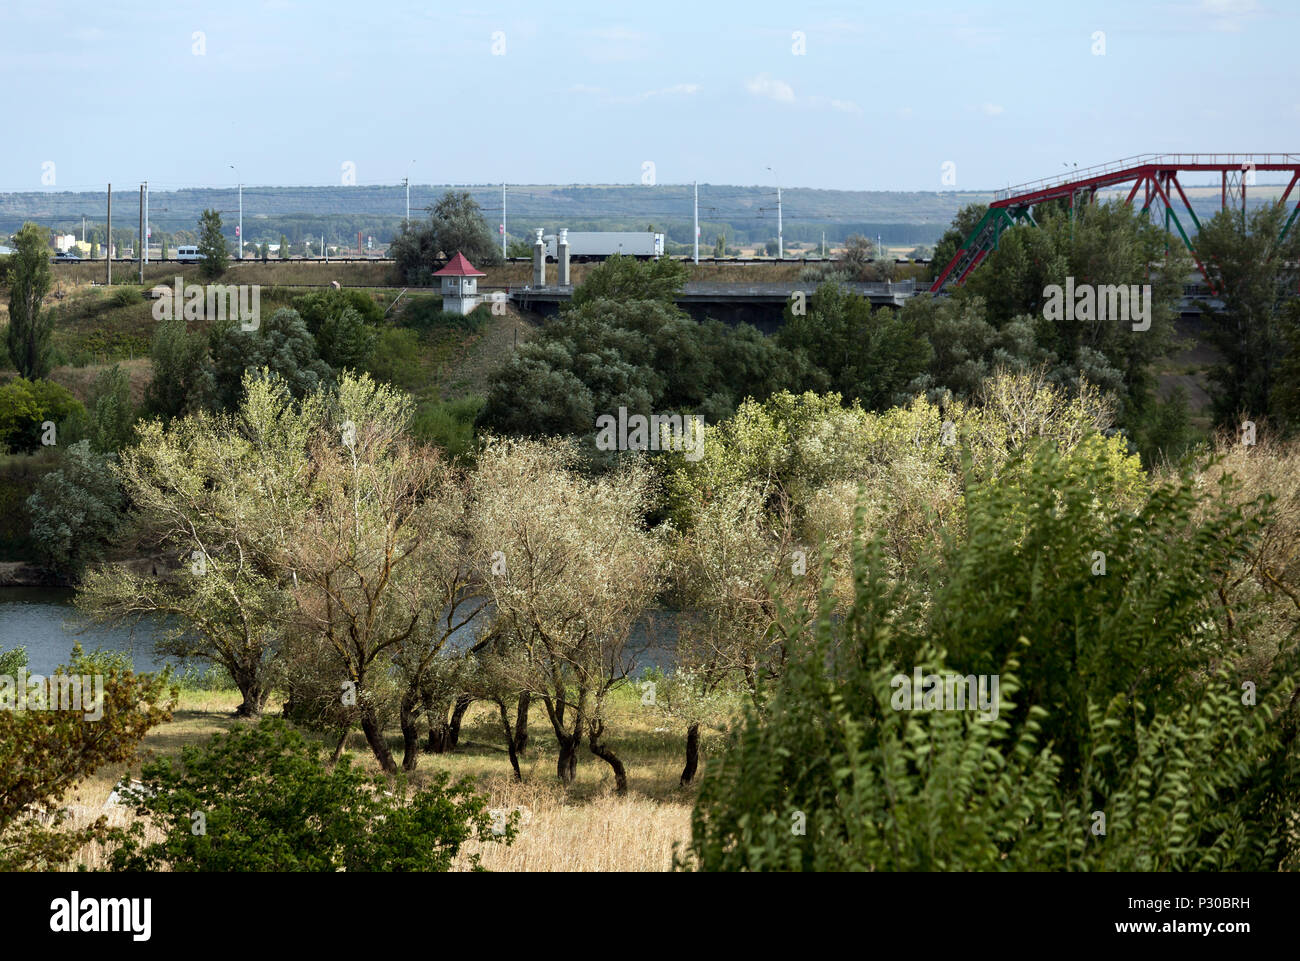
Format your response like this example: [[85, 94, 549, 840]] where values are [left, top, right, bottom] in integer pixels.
[[434, 252, 486, 315]]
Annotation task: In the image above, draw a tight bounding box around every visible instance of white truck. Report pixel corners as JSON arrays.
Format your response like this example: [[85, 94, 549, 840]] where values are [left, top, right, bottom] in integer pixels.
[[543, 231, 664, 261]]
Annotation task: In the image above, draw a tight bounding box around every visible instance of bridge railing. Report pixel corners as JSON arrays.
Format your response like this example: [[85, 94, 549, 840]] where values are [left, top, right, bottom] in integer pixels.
[[993, 153, 1300, 202]]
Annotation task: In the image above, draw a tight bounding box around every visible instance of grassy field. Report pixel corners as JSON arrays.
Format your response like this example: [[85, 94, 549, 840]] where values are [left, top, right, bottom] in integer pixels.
[[59, 685, 714, 872]]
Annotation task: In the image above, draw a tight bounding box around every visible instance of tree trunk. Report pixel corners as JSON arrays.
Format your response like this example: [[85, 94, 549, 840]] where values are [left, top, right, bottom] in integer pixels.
[[497, 699, 522, 781], [513, 691, 530, 756], [425, 692, 473, 753], [232, 667, 266, 718], [448, 693, 472, 750], [680, 721, 700, 786], [399, 689, 421, 772], [556, 735, 580, 783], [588, 721, 627, 795], [359, 703, 398, 774]]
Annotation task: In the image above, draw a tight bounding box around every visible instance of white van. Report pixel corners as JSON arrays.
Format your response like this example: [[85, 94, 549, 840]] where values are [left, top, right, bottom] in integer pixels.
[[175, 245, 201, 262]]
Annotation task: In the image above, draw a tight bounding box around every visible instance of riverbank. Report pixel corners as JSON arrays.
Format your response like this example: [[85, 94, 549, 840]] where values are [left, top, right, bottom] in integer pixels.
[[0, 556, 177, 587]]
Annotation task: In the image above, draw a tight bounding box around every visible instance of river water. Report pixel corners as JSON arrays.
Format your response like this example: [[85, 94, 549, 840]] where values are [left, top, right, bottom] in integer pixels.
[[0, 587, 179, 674], [0, 586, 679, 676]]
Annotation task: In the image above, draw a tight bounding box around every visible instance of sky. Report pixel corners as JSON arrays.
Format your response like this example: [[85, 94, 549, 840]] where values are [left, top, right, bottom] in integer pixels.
[[1, 0, 1295, 193]]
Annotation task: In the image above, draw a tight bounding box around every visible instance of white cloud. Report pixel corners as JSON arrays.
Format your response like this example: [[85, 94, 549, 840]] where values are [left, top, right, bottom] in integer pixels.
[[745, 73, 795, 103], [639, 83, 700, 100], [1197, 0, 1260, 31], [980, 102, 1005, 116]]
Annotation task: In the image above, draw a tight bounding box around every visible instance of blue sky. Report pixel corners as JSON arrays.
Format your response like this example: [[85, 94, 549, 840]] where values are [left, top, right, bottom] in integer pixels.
[[1, 0, 1294, 192]]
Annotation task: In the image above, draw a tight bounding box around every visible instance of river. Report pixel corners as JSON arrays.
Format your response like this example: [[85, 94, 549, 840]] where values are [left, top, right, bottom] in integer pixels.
[[0, 586, 680, 676]]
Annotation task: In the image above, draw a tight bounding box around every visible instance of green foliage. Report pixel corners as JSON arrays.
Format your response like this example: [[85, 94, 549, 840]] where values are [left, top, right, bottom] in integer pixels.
[[366, 327, 423, 389], [0, 377, 83, 453], [0, 645, 27, 675], [568, 253, 688, 308], [108, 718, 511, 871], [6, 222, 55, 379], [292, 287, 384, 332], [0, 643, 173, 870], [316, 305, 377, 372], [205, 307, 333, 410], [411, 395, 484, 459], [929, 203, 987, 282], [109, 285, 143, 307], [1195, 204, 1300, 426], [388, 190, 501, 284], [959, 201, 1188, 422], [688, 444, 1300, 872], [197, 208, 228, 280], [84, 364, 137, 453], [480, 256, 819, 442], [144, 316, 209, 420], [779, 282, 932, 410], [26, 440, 126, 577]]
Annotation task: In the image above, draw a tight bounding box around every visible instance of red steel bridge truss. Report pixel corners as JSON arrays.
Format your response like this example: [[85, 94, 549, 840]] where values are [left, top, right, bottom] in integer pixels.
[[930, 153, 1300, 293]]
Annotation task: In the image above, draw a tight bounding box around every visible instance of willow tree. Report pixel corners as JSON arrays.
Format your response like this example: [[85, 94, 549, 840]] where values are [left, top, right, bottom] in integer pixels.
[[77, 374, 314, 716], [469, 437, 666, 792]]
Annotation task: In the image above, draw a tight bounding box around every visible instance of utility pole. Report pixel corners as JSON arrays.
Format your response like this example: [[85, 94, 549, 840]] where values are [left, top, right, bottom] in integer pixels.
[[822, 231, 825, 259], [502, 182, 507, 260], [106, 183, 111, 285], [777, 183, 783, 260], [139, 184, 145, 283], [404, 177, 410, 222], [229, 164, 242, 259], [144, 181, 149, 264], [693, 181, 699, 265]]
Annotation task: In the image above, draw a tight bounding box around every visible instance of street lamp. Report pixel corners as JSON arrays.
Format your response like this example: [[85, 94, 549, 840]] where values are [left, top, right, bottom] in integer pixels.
[[766, 166, 783, 260], [229, 164, 243, 259]]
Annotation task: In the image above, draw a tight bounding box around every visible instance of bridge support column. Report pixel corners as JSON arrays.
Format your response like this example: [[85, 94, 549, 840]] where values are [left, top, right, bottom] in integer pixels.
[[557, 228, 570, 286], [532, 228, 546, 286]]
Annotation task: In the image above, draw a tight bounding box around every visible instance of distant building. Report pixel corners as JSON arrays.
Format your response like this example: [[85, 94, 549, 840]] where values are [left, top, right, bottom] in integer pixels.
[[53, 233, 77, 252], [433, 251, 485, 315], [0, 245, 15, 256]]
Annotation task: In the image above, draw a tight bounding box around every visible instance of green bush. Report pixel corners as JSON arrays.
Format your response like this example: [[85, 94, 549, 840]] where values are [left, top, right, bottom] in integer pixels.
[[26, 440, 125, 578], [109, 285, 143, 307], [687, 440, 1300, 871], [366, 327, 423, 389], [411, 395, 484, 459], [0, 377, 84, 453], [109, 718, 513, 871], [0, 645, 27, 675], [292, 288, 384, 333]]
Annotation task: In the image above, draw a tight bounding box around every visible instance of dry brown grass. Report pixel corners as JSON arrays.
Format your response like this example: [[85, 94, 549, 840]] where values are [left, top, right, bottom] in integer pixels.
[[55, 689, 705, 872]]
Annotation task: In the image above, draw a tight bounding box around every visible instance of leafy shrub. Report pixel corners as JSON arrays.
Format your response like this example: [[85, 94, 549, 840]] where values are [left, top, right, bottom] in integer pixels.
[[109, 718, 512, 871], [366, 327, 423, 389], [0, 377, 84, 453], [411, 395, 484, 459], [0, 645, 27, 675], [109, 285, 143, 307], [316, 305, 377, 371], [292, 288, 384, 333], [687, 441, 1300, 871], [0, 643, 173, 870], [26, 440, 126, 577]]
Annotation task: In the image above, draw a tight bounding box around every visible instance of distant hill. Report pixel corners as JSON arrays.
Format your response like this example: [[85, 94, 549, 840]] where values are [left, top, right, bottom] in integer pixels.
[[0, 183, 994, 249], [6, 181, 1281, 252]]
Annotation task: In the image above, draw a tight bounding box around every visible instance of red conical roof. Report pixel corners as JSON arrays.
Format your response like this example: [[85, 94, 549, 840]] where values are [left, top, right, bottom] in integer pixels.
[[432, 252, 486, 277]]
